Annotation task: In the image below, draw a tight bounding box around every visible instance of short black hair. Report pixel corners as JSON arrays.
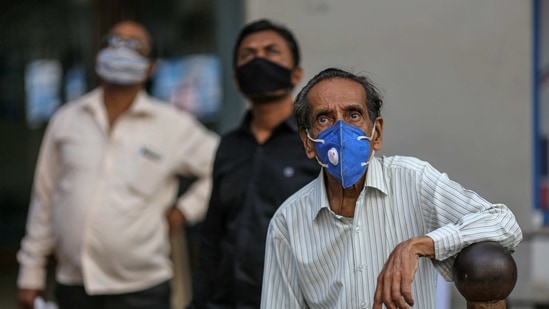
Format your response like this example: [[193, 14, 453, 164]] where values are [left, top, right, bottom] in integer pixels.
[[232, 19, 300, 68], [294, 68, 384, 130]]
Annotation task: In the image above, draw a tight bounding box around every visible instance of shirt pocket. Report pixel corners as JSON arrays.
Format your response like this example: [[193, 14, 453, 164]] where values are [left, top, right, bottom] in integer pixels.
[[128, 146, 166, 198]]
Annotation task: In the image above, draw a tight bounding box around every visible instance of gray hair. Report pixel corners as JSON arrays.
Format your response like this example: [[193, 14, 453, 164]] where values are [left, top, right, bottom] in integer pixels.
[[293, 68, 383, 130]]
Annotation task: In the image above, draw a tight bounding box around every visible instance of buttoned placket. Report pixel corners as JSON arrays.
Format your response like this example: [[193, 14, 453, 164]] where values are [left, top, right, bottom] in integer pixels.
[[353, 188, 369, 309], [82, 107, 118, 288]]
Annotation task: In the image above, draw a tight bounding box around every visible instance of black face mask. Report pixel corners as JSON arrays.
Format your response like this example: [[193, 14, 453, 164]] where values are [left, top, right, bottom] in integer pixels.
[[235, 57, 293, 95]]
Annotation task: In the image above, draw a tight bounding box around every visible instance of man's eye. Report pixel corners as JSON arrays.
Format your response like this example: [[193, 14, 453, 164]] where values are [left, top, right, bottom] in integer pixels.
[[318, 116, 328, 123], [267, 48, 281, 55], [349, 111, 365, 121], [239, 51, 253, 61]]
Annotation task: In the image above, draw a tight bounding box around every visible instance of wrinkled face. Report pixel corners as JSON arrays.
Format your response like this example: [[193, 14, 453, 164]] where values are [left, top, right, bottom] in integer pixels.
[[300, 78, 384, 159]]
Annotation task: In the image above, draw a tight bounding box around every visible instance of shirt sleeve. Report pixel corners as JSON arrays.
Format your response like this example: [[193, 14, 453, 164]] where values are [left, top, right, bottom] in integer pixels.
[[16, 117, 60, 289], [174, 117, 219, 224], [419, 161, 523, 281], [261, 218, 307, 309]]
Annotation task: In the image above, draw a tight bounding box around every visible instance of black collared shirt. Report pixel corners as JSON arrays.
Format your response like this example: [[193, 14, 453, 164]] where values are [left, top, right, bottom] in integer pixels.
[[190, 111, 320, 308]]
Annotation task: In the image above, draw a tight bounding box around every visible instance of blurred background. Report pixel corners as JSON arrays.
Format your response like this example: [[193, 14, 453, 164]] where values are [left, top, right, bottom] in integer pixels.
[[0, 0, 546, 308]]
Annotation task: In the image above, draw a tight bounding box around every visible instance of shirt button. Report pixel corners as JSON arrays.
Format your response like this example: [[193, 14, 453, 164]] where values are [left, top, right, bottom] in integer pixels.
[[357, 265, 364, 272], [360, 301, 367, 308], [355, 226, 360, 233], [283, 166, 295, 178]]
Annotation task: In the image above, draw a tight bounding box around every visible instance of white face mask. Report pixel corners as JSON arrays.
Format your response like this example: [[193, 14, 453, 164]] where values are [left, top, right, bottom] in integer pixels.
[[95, 47, 150, 85]]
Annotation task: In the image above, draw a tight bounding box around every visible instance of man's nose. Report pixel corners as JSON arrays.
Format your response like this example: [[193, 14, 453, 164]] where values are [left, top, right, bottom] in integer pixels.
[[334, 113, 346, 122], [254, 51, 267, 59]]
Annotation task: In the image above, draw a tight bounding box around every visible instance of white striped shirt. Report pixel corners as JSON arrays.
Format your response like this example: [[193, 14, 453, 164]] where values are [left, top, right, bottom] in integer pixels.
[[261, 155, 522, 309]]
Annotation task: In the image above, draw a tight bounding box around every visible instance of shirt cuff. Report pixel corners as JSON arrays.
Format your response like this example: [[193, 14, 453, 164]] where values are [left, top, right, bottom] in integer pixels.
[[426, 224, 464, 261], [17, 265, 47, 290], [176, 194, 207, 225]]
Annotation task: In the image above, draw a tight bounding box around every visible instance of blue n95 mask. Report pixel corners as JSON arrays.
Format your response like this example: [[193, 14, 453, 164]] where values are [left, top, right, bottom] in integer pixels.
[[307, 120, 376, 188]]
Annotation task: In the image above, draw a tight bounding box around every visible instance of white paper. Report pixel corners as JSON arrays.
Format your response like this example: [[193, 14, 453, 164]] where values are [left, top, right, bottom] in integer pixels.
[[34, 296, 58, 309]]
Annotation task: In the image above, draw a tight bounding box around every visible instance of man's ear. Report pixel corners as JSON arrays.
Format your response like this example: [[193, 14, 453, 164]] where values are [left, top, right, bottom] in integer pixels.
[[147, 60, 157, 79], [232, 73, 241, 92], [299, 129, 316, 159], [372, 117, 383, 151], [291, 66, 303, 87]]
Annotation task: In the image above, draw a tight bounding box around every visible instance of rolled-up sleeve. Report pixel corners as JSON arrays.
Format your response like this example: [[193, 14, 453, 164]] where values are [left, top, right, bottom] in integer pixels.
[[419, 162, 523, 280], [174, 116, 219, 224]]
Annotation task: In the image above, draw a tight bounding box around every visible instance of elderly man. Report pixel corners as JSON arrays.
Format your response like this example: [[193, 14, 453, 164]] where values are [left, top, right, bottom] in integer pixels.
[[261, 68, 522, 309]]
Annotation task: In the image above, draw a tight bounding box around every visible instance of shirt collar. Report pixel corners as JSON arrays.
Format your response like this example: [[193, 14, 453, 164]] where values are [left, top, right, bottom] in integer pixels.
[[365, 156, 388, 195], [128, 90, 156, 116], [238, 110, 299, 134], [81, 87, 156, 117], [312, 156, 388, 221]]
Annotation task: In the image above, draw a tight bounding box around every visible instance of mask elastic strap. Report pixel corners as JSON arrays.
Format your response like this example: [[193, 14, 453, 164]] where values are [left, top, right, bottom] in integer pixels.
[[306, 129, 328, 168], [361, 150, 376, 167], [357, 123, 377, 141], [314, 157, 328, 168], [358, 123, 377, 166], [306, 129, 325, 144]]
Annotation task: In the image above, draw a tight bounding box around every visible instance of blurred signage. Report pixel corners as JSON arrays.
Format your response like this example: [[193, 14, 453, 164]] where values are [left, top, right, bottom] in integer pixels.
[[25, 59, 62, 128], [150, 54, 221, 124]]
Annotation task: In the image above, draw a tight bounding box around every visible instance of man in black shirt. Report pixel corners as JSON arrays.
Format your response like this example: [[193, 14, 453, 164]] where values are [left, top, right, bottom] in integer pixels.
[[189, 19, 320, 308]]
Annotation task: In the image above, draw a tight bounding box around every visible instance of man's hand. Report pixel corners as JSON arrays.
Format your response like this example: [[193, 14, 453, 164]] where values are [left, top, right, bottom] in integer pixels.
[[17, 288, 43, 309], [166, 207, 186, 235], [373, 236, 435, 309]]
